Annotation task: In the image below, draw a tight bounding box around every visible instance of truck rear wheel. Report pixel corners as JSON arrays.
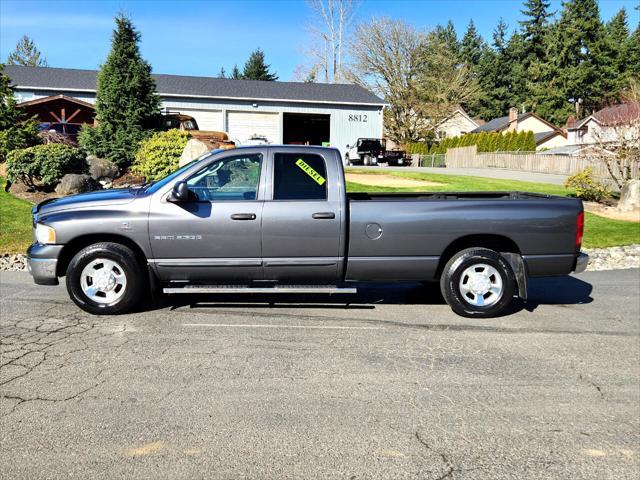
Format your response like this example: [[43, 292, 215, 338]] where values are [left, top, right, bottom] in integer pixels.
[[440, 248, 515, 318], [65, 242, 145, 315], [363, 155, 372, 166]]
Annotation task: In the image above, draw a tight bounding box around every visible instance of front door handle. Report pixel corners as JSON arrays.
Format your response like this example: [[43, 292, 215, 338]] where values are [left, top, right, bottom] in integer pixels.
[[312, 212, 335, 219], [230, 213, 257, 220]]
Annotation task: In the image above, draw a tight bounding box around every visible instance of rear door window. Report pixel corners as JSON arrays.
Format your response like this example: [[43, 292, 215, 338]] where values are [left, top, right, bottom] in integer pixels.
[[273, 153, 327, 200]]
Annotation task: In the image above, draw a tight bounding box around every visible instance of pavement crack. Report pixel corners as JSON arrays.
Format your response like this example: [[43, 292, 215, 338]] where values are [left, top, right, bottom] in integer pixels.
[[414, 431, 455, 480]]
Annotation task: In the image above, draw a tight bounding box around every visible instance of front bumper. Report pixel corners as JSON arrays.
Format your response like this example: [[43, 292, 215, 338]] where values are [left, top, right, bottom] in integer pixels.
[[573, 252, 589, 274], [26, 243, 63, 285]]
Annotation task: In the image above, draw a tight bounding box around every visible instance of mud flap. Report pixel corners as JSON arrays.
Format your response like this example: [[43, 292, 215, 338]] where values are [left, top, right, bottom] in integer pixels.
[[500, 252, 528, 301]]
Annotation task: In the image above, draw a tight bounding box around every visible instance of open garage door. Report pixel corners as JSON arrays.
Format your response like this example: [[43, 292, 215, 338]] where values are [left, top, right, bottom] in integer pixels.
[[173, 109, 223, 131], [227, 111, 279, 144], [283, 113, 330, 146]]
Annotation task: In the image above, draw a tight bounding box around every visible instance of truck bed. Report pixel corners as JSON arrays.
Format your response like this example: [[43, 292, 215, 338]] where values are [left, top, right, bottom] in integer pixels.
[[347, 191, 557, 201]]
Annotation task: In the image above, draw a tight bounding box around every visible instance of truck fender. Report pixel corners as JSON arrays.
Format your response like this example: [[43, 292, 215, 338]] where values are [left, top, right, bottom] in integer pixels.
[[500, 252, 528, 301]]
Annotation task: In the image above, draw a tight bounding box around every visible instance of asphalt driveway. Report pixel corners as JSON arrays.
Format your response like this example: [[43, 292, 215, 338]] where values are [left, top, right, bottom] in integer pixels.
[[1, 270, 639, 479]]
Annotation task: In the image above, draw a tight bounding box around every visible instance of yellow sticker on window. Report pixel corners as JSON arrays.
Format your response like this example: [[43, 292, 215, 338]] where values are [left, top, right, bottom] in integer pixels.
[[295, 159, 326, 185]]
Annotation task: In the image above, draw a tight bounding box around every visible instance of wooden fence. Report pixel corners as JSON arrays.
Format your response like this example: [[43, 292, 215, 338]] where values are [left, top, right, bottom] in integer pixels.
[[445, 145, 639, 181]]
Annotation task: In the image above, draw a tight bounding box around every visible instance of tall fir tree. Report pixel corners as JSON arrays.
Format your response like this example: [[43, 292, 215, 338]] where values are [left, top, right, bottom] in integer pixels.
[[7, 35, 48, 67], [217, 67, 227, 78], [519, 0, 554, 59], [475, 18, 512, 119], [434, 21, 460, 56], [461, 20, 485, 68], [242, 49, 278, 81], [231, 65, 242, 79], [79, 14, 160, 167]]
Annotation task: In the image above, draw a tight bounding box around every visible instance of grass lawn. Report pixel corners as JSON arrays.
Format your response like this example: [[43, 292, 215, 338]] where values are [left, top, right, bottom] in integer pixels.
[[0, 177, 33, 254], [0, 172, 637, 253]]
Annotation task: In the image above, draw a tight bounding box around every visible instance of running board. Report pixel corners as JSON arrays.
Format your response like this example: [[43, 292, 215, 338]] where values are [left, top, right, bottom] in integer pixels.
[[163, 285, 357, 294]]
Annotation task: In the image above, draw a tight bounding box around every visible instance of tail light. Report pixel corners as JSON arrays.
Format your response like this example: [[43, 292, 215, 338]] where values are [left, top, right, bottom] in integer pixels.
[[576, 211, 585, 248]]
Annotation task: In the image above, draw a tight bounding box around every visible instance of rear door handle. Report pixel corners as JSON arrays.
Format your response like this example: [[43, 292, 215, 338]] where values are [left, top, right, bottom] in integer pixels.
[[230, 213, 257, 220], [312, 212, 335, 219]]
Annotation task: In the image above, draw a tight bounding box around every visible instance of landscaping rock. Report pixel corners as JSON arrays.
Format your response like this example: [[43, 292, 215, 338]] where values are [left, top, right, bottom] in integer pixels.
[[0, 254, 28, 271], [180, 138, 210, 167], [55, 174, 101, 196], [86, 155, 119, 184], [583, 244, 640, 271], [618, 179, 640, 212]]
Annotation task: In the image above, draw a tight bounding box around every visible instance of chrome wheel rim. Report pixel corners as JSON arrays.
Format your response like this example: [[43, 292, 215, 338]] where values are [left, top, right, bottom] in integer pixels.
[[459, 263, 503, 307], [80, 258, 127, 304]]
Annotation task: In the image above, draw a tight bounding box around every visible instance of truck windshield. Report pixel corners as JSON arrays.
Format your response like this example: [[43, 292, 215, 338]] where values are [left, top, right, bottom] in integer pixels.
[[144, 150, 222, 194]]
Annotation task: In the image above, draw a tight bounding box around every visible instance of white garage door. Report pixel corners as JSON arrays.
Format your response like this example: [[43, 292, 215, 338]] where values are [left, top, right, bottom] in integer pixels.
[[227, 111, 280, 144], [178, 109, 223, 131]]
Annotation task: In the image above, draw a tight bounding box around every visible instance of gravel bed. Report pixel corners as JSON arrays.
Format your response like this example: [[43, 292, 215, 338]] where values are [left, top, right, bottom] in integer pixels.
[[3, 246, 640, 274]]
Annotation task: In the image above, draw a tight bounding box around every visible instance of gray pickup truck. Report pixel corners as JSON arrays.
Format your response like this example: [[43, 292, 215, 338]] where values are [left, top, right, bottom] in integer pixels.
[[28, 145, 588, 317]]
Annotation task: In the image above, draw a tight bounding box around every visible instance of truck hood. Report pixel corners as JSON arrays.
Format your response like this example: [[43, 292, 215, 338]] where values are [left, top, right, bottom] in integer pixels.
[[33, 189, 138, 215]]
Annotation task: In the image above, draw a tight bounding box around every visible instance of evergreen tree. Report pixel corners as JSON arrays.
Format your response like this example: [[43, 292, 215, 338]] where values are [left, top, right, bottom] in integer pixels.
[[433, 21, 459, 56], [461, 20, 485, 68], [519, 0, 554, 59], [0, 64, 39, 161], [475, 18, 512, 119], [78, 14, 160, 167], [7, 35, 48, 67], [231, 65, 242, 79], [217, 67, 226, 78], [242, 48, 278, 81]]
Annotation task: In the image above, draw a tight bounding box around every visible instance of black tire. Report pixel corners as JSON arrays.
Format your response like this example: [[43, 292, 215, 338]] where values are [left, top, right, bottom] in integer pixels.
[[440, 247, 516, 318], [65, 242, 146, 315]]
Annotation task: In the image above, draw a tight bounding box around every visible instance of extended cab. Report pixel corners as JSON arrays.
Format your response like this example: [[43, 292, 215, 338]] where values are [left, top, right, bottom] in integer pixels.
[[28, 146, 588, 317]]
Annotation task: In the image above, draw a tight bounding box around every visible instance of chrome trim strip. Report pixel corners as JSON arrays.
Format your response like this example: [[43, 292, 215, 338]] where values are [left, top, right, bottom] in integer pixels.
[[163, 286, 357, 294], [263, 257, 340, 267], [149, 258, 262, 267]]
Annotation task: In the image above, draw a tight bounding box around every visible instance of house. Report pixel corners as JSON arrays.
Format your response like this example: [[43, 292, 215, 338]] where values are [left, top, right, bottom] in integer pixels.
[[472, 107, 567, 150], [436, 107, 479, 139], [567, 102, 640, 146], [4, 65, 385, 156], [16, 94, 96, 138]]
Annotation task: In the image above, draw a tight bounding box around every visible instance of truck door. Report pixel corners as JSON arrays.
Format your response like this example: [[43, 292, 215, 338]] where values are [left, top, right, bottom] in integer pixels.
[[261, 149, 343, 282], [148, 151, 265, 282]]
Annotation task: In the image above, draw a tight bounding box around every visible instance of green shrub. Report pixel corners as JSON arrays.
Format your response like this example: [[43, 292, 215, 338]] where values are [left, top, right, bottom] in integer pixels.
[[131, 129, 190, 181], [0, 119, 40, 163], [564, 167, 611, 202], [6, 144, 86, 189]]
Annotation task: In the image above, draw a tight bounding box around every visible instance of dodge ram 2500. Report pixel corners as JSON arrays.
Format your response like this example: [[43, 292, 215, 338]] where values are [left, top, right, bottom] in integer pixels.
[[28, 146, 589, 317]]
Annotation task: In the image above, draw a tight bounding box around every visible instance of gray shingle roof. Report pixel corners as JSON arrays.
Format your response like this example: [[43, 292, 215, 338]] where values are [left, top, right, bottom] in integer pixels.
[[4, 65, 385, 105], [471, 114, 529, 132]]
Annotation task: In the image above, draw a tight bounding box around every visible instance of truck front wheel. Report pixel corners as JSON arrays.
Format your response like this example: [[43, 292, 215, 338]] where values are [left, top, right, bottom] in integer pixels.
[[440, 248, 516, 318], [65, 242, 146, 315]]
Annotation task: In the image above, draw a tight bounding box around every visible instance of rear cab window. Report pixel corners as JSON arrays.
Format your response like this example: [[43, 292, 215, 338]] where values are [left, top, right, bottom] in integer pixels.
[[273, 153, 327, 200]]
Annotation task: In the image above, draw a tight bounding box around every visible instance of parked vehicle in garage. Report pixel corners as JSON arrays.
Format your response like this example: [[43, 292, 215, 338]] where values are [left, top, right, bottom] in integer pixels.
[[344, 138, 385, 166], [28, 146, 588, 318]]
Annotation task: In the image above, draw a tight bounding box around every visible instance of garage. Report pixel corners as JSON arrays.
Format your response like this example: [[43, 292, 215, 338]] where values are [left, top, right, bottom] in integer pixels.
[[283, 113, 330, 146], [177, 108, 223, 131], [227, 111, 280, 144]]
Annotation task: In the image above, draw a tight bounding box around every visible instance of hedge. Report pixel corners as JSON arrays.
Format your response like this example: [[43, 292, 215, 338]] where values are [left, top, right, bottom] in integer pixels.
[[405, 130, 537, 155], [131, 129, 190, 181], [6, 144, 86, 189]]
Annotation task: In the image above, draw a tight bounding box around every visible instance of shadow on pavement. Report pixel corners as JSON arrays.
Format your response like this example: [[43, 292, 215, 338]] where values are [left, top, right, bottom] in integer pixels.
[[143, 275, 593, 315]]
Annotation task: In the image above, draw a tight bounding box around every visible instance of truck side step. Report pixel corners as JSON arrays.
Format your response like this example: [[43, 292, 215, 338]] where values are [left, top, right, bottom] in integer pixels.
[[163, 285, 357, 295]]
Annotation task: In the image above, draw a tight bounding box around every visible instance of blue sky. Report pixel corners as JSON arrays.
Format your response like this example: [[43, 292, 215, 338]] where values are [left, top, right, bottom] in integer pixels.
[[1, 0, 638, 80]]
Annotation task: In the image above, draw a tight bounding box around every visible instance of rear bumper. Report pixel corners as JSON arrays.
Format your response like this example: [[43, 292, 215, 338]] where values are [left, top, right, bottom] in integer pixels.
[[573, 253, 589, 274], [26, 243, 63, 286]]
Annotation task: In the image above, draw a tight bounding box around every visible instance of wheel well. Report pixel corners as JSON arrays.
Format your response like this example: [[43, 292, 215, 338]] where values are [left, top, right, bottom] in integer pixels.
[[56, 234, 148, 277], [436, 234, 520, 276]]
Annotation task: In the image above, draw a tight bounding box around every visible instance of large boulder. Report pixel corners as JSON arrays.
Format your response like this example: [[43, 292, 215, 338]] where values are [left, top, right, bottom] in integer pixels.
[[86, 155, 119, 185], [55, 174, 101, 196], [618, 179, 640, 212], [179, 138, 210, 167]]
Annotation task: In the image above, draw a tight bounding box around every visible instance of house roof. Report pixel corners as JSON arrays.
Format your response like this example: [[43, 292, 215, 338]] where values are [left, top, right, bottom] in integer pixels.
[[572, 102, 640, 129], [4, 65, 385, 106], [17, 94, 95, 109], [534, 130, 566, 145], [472, 111, 561, 134], [537, 144, 615, 156]]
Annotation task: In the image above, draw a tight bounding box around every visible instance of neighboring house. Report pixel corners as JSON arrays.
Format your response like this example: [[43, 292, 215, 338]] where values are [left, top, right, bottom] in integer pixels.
[[5, 65, 385, 156], [566, 102, 640, 146], [436, 107, 479, 139], [472, 107, 567, 150]]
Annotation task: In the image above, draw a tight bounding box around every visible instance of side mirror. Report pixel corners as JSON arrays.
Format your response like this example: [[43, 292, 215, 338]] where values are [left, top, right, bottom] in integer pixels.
[[168, 181, 190, 202]]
